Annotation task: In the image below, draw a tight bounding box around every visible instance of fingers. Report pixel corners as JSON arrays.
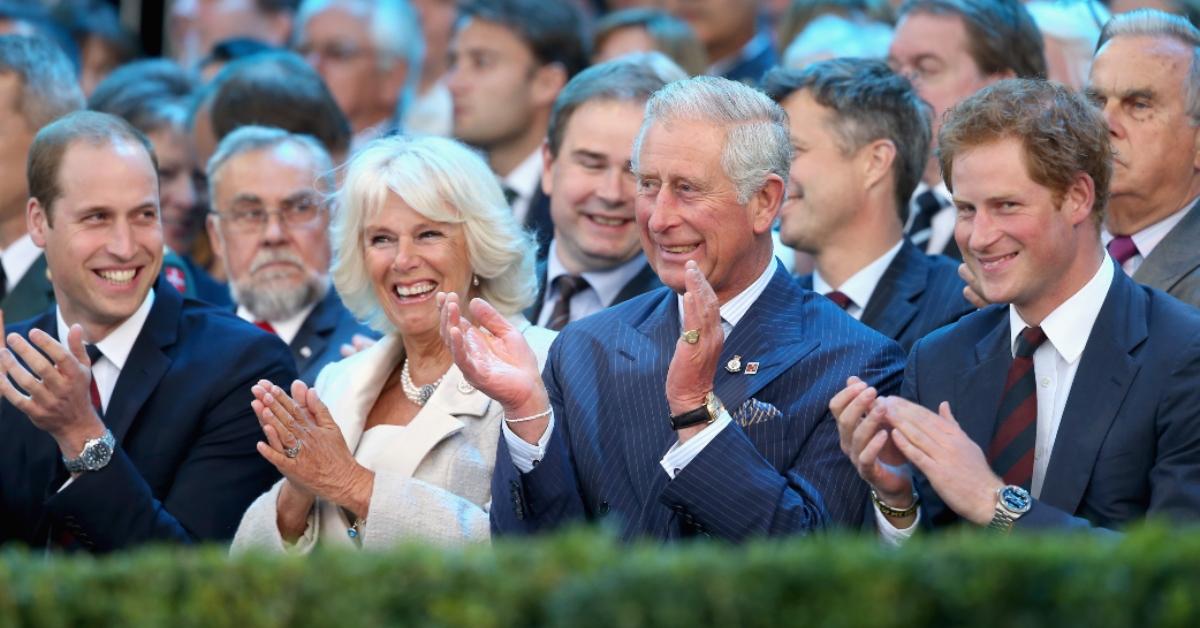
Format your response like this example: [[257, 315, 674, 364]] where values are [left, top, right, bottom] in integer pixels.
[[65, 325, 91, 367], [958, 263, 989, 309], [302, 385, 336, 428], [253, 380, 304, 433], [829, 376, 866, 418], [256, 440, 290, 470], [891, 429, 931, 470], [0, 358, 34, 414], [468, 298, 514, 338], [938, 401, 958, 424], [262, 422, 286, 452], [0, 348, 45, 401], [253, 399, 300, 448], [7, 333, 56, 385], [0, 308, 5, 351], [884, 397, 940, 459]]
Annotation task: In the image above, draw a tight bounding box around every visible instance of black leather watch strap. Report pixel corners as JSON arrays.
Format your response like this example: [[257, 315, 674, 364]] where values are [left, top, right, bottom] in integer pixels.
[[669, 405, 711, 430]]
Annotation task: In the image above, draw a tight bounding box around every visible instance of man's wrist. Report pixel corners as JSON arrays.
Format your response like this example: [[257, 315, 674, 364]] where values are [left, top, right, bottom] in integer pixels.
[[667, 393, 709, 417], [53, 416, 107, 460]]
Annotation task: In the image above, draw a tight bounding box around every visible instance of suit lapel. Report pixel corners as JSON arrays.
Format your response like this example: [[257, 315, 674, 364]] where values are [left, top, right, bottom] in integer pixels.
[[104, 282, 180, 441], [860, 241, 924, 340], [953, 309, 1012, 451], [1, 254, 56, 322], [291, 290, 341, 374], [523, 259, 549, 323], [612, 261, 662, 305], [1133, 198, 1200, 293], [1040, 268, 1144, 511]]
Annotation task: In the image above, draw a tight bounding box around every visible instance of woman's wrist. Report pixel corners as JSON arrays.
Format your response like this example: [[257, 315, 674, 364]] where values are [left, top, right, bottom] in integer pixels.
[[276, 481, 315, 542], [334, 464, 375, 520]]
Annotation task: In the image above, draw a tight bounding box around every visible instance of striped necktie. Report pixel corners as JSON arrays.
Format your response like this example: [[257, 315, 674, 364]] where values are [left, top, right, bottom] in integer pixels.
[[987, 326, 1048, 489]]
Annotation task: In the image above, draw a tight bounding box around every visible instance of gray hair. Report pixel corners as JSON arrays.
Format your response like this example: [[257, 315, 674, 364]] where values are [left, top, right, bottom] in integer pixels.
[[206, 125, 336, 201], [1098, 8, 1200, 125], [633, 75, 792, 204], [296, 0, 426, 122], [332, 135, 537, 334], [0, 35, 84, 131]]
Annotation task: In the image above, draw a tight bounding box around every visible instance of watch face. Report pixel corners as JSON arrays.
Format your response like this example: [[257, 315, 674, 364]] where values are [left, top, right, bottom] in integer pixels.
[[82, 441, 114, 471], [1000, 486, 1032, 513]]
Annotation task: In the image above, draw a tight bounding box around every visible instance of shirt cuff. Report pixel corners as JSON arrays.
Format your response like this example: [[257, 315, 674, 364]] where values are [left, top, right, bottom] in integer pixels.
[[874, 501, 920, 547], [659, 409, 732, 479], [502, 412, 554, 474]]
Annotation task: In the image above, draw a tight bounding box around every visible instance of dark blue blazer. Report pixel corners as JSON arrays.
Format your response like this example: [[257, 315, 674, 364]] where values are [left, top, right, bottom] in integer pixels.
[[0, 277, 296, 551], [799, 240, 975, 351], [291, 289, 377, 385], [493, 263, 906, 541], [525, 187, 553, 261], [903, 261, 1200, 531]]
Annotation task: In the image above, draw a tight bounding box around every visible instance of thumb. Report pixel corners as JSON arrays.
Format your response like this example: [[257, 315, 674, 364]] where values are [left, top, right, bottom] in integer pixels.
[[938, 401, 957, 424], [68, 324, 90, 366], [305, 387, 336, 427]]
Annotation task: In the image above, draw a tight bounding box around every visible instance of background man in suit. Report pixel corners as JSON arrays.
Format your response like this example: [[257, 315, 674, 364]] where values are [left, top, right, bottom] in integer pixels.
[[446, 0, 589, 258], [833, 79, 1200, 540], [0, 111, 296, 552], [662, 0, 773, 84], [1087, 10, 1200, 307], [526, 54, 683, 330], [888, 0, 1046, 260], [763, 59, 974, 352], [207, 126, 374, 385], [442, 76, 905, 541], [0, 35, 84, 322]]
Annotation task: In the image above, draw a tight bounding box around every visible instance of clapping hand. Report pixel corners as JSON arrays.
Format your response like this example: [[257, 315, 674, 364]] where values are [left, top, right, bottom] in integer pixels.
[[666, 261, 724, 442], [829, 377, 913, 505]]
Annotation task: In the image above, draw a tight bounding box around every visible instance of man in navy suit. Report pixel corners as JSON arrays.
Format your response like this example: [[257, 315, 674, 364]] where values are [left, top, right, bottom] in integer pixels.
[[206, 126, 375, 385], [442, 76, 905, 541], [525, 55, 683, 329], [0, 111, 296, 552], [833, 79, 1200, 540], [763, 59, 974, 352]]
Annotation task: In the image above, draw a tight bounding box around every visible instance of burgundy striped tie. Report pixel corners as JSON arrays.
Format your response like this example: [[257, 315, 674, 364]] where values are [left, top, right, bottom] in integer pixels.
[[85, 344, 103, 416], [987, 326, 1047, 489], [824, 291, 853, 310]]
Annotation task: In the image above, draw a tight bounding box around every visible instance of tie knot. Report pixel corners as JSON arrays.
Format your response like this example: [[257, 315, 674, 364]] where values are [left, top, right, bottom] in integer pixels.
[[1106, 235, 1139, 266], [501, 185, 518, 207], [1015, 326, 1047, 358], [824, 290, 853, 310], [85, 343, 103, 364], [554, 274, 589, 301], [254, 320, 278, 335], [915, 189, 945, 214]]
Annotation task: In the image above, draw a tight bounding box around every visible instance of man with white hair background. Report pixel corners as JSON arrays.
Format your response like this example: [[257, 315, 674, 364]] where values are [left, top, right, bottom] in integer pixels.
[[207, 126, 375, 385], [295, 0, 424, 152]]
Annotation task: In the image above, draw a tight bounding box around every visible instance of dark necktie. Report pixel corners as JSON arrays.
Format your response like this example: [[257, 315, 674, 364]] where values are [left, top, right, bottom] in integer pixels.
[[0, 259, 7, 301], [502, 185, 518, 207], [824, 290, 853, 310], [85, 344, 103, 416], [1107, 235, 1139, 268], [546, 275, 589, 331], [987, 326, 1048, 489], [254, 320, 278, 335], [908, 189, 944, 250]]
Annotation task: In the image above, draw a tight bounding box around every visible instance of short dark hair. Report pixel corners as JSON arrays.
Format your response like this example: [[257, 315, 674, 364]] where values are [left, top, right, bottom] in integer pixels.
[[546, 54, 683, 158], [938, 78, 1111, 224], [897, 0, 1046, 79], [255, 0, 299, 13], [460, 0, 590, 79], [763, 59, 931, 213], [88, 59, 197, 135], [198, 37, 277, 75], [28, 110, 157, 223], [205, 51, 351, 159], [593, 8, 707, 76], [0, 34, 84, 130]]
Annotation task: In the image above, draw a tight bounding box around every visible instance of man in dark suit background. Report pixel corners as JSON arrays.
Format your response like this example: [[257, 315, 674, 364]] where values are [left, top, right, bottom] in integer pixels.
[[0, 35, 84, 322], [206, 126, 374, 385], [525, 54, 684, 330], [763, 59, 974, 352], [0, 111, 296, 552], [442, 75, 905, 541], [833, 79, 1200, 541]]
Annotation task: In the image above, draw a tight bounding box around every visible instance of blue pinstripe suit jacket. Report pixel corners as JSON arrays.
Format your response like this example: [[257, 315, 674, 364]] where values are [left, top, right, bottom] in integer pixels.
[[492, 263, 906, 541]]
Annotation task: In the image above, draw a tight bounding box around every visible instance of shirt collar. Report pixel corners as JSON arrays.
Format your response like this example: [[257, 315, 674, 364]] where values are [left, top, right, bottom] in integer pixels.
[[1101, 194, 1197, 259], [1008, 255, 1113, 364], [812, 239, 904, 309], [545, 239, 649, 307], [1, 233, 43, 290], [236, 299, 320, 346], [677, 256, 779, 329], [57, 288, 156, 371], [501, 148, 544, 203]]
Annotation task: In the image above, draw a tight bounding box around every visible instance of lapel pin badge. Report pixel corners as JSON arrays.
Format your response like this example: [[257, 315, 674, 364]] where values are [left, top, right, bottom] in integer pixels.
[[725, 355, 742, 373], [458, 380, 475, 394], [745, 361, 759, 375], [299, 346, 313, 359]]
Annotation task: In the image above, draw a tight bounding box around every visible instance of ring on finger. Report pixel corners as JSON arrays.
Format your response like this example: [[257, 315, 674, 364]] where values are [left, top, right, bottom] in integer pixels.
[[681, 329, 700, 344], [285, 441, 302, 459]]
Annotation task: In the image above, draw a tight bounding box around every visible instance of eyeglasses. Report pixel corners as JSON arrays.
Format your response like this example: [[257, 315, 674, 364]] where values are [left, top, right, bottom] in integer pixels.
[[215, 196, 326, 232], [296, 41, 367, 64]]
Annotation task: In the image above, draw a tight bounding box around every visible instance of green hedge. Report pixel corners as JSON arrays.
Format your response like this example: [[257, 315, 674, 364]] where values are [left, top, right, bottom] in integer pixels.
[[1, 526, 1198, 627]]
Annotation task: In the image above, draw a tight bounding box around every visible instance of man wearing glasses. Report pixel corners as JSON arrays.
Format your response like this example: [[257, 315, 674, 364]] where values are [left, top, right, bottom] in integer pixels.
[[207, 126, 375, 385]]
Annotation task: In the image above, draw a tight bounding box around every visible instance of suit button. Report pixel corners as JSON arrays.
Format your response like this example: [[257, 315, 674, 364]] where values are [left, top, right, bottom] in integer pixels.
[[598, 501, 610, 516]]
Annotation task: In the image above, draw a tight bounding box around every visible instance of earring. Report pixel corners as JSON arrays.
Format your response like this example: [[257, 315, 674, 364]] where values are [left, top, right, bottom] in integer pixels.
[[472, 275, 480, 287]]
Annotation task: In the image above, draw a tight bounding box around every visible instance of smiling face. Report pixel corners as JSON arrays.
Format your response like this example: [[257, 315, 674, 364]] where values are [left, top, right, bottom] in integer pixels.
[[362, 192, 474, 339], [634, 117, 778, 303], [545, 99, 645, 274], [29, 139, 163, 340], [952, 137, 1096, 323]]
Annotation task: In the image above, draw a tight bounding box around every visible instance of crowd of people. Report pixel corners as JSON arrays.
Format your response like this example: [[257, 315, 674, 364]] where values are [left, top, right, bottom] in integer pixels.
[[0, 0, 1199, 554]]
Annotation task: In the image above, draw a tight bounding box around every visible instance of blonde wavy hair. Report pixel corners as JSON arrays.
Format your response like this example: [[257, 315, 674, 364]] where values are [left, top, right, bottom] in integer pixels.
[[331, 135, 538, 335]]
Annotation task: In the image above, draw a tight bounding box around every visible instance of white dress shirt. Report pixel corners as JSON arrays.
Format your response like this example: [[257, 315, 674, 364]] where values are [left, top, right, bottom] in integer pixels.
[[907, 181, 956, 256], [537, 240, 650, 327], [505, 257, 781, 477], [501, 149, 544, 227], [876, 256, 1113, 545], [1101, 196, 1196, 276], [236, 300, 319, 347], [2, 233, 44, 294], [55, 289, 157, 414], [812, 239, 904, 320]]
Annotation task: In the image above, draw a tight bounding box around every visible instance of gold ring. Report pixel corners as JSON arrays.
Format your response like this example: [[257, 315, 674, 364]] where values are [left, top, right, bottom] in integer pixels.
[[681, 329, 700, 344]]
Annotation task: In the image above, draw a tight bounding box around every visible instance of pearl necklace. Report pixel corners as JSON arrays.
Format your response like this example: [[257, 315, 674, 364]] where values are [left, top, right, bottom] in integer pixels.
[[401, 359, 446, 406]]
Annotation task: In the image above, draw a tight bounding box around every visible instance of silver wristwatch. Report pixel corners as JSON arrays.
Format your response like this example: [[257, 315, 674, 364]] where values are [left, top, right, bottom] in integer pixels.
[[987, 485, 1032, 533], [63, 429, 116, 474]]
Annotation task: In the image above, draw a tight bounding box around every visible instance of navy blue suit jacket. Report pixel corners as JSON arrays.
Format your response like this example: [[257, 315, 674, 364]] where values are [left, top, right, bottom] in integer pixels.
[[799, 240, 975, 351], [493, 263, 906, 541], [904, 262, 1200, 530], [291, 289, 377, 385], [0, 278, 296, 551]]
